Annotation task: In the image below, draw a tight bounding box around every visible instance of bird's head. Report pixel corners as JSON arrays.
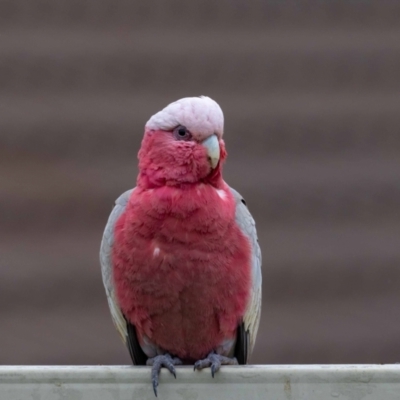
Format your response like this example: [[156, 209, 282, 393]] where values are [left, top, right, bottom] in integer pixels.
[[137, 96, 226, 188]]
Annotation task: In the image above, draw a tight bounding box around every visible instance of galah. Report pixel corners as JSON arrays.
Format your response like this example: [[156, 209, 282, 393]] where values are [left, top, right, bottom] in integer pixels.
[[100, 96, 262, 396]]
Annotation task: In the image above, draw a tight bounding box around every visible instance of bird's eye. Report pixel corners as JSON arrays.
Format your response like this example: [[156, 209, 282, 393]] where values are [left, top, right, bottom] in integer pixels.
[[173, 125, 191, 141]]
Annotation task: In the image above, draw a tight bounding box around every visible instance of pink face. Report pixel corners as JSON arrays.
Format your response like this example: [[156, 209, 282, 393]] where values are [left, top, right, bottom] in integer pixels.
[[137, 126, 226, 187], [137, 96, 226, 188]]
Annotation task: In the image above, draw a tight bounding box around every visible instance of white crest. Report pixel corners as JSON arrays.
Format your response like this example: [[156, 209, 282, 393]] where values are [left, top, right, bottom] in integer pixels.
[[146, 96, 224, 139]]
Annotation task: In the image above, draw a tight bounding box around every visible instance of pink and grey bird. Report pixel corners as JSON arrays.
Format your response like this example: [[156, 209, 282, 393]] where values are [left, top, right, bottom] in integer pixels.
[[100, 96, 262, 396]]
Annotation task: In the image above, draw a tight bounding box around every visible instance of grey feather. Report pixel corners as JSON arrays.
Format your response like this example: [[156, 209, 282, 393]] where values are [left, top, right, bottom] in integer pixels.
[[229, 187, 262, 360], [99, 189, 134, 344]]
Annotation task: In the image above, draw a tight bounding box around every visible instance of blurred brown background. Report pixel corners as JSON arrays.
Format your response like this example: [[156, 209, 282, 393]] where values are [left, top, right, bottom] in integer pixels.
[[1, 1, 400, 365]]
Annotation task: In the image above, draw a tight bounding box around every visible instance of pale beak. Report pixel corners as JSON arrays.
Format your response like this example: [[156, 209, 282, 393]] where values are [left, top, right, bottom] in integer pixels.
[[201, 134, 220, 169]]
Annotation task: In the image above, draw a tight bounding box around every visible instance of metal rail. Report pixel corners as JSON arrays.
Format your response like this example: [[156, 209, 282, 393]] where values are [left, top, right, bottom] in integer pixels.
[[1, 365, 399, 400]]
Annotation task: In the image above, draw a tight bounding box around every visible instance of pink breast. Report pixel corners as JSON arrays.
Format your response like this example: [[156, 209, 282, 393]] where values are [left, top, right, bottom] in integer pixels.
[[113, 185, 252, 360]]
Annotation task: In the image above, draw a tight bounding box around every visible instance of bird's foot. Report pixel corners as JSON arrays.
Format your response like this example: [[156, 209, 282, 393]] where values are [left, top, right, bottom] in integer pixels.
[[193, 351, 238, 377], [146, 353, 182, 397]]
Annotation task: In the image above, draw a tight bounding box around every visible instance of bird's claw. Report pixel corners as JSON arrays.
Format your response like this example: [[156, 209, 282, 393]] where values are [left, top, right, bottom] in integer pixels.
[[146, 353, 182, 397], [193, 351, 238, 377]]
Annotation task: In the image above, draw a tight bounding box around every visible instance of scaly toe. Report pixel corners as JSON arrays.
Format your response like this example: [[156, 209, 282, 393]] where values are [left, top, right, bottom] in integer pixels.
[[210, 357, 221, 378], [146, 354, 182, 397], [193, 352, 238, 377], [193, 358, 212, 371]]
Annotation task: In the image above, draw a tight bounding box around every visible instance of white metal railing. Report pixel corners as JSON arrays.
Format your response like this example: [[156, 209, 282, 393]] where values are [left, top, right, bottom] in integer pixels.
[[1, 365, 400, 400]]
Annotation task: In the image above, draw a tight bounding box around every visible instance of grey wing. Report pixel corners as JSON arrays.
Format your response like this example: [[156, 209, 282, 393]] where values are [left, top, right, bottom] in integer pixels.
[[229, 187, 262, 360], [99, 189, 134, 345]]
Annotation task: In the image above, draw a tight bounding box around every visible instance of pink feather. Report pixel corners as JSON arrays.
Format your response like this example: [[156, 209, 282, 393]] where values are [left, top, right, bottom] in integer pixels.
[[112, 128, 252, 361]]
